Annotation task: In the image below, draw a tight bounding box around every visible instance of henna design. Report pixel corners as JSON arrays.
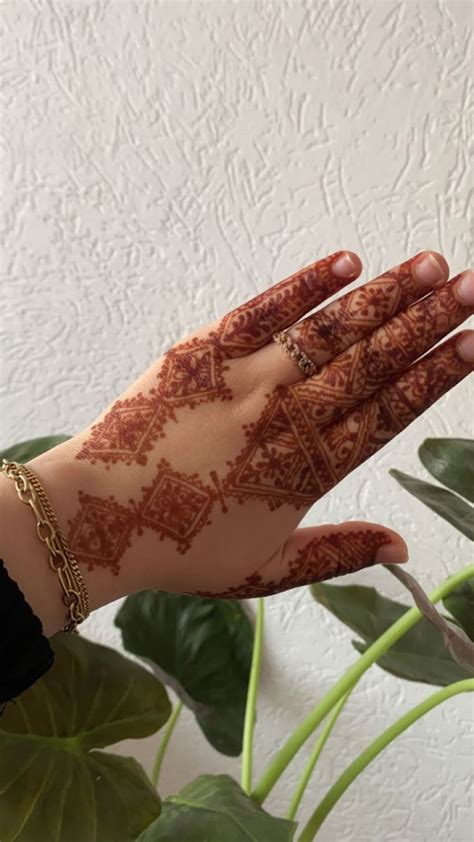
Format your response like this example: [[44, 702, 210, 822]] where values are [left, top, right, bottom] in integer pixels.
[[76, 252, 351, 467], [153, 337, 232, 409], [196, 529, 389, 598], [320, 338, 471, 488], [224, 387, 333, 510], [67, 492, 136, 574], [137, 458, 217, 553], [215, 252, 350, 356], [289, 280, 471, 429], [292, 255, 430, 367], [76, 393, 167, 467], [68, 461, 227, 571]]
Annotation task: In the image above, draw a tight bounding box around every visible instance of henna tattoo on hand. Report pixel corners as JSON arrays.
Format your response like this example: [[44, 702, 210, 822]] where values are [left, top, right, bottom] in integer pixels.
[[76, 252, 351, 467], [67, 491, 136, 574], [288, 279, 471, 429], [77, 336, 231, 467], [292, 254, 434, 367], [68, 461, 224, 572], [196, 529, 390, 598], [137, 458, 217, 553]]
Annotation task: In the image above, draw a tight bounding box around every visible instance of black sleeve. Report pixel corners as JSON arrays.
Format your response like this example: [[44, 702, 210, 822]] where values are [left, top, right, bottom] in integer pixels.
[[0, 557, 54, 712]]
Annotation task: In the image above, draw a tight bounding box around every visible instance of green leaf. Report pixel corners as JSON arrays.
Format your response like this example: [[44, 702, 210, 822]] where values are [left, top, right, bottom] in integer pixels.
[[0, 633, 171, 842], [443, 577, 474, 641], [136, 774, 296, 841], [419, 438, 474, 503], [115, 592, 253, 756], [390, 469, 474, 540], [0, 435, 71, 463], [312, 582, 472, 686]]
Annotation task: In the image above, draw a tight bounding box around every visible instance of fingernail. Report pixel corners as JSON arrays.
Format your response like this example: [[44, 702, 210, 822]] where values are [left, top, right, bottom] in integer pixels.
[[332, 252, 359, 278], [375, 543, 409, 565], [456, 331, 474, 362], [454, 270, 474, 305], [412, 253, 446, 287]]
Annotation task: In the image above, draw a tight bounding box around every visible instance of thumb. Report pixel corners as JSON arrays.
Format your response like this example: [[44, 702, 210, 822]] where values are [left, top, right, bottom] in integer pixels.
[[264, 521, 408, 597]]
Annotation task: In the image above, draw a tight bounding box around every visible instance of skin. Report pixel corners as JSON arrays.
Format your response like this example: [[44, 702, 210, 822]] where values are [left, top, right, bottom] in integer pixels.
[[0, 249, 473, 634]]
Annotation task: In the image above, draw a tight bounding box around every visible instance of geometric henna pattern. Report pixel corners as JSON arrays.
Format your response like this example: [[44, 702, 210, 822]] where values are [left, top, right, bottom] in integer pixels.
[[215, 252, 351, 356], [292, 255, 430, 366], [224, 335, 471, 509], [68, 460, 221, 572], [196, 529, 390, 598], [224, 387, 333, 509], [153, 337, 232, 409], [76, 393, 167, 468], [137, 458, 217, 553], [67, 491, 136, 575], [75, 253, 352, 467], [288, 279, 470, 429], [76, 337, 232, 467]]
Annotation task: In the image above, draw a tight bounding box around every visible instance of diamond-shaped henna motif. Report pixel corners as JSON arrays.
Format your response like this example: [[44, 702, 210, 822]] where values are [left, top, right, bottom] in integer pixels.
[[155, 338, 231, 408], [67, 492, 135, 574], [76, 394, 166, 467], [139, 458, 215, 552], [225, 391, 334, 509]]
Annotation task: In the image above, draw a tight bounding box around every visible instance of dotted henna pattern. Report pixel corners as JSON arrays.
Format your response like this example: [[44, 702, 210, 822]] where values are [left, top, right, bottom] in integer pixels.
[[137, 458, 217, 553], [75, 252, 348, 467], [196, 529, 390, 598], [67, 492, 136, 574]]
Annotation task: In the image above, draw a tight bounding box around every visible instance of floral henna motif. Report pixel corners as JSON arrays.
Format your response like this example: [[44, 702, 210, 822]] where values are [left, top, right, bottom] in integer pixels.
[[76, 393, 168, 468], [196, 529, 390, 598], [153, 337, 232, 409], [137, 458, 217, 553], [77, 337, 232, 466], [76, 252, 353, 467], [215, 252, 349, 356], [293, 255, 428, 367], [320, 339, 471, 487], [67, 492, 136, 574], [288, 281, 471, 430], [224, 387, 335, 509]]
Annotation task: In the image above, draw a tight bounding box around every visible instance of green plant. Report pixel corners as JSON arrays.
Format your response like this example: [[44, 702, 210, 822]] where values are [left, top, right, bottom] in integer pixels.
[[0, 436, 473, 841]]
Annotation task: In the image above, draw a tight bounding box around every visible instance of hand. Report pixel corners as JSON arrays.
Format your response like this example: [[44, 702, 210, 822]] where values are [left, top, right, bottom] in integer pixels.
[[30, 250, 474, 610]]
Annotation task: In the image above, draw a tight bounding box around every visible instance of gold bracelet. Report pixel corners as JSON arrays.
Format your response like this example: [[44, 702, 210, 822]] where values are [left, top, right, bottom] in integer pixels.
[[0, 459, 90, 633]]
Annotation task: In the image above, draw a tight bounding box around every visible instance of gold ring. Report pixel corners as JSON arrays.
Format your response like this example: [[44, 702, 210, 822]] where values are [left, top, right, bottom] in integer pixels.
[[272, 331, 317, 378]]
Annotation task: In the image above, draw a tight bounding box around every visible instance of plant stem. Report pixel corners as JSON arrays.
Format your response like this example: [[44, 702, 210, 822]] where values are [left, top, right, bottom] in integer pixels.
[[252, 563, 474, 805], [286, 692, 349, 821], [298, 679, 474, 841], [241, 598, 265, 794], [151, 700, 183, 788]]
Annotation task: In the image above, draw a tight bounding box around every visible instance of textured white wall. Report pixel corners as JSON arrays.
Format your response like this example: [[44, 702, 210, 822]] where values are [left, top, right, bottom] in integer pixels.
[[1, 1, 473, 839]]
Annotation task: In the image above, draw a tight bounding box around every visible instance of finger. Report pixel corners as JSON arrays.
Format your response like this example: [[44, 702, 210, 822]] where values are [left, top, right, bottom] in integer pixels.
[[200, 522, 408, 598], [283, 250, 449, 376], [289, 269, 473, 428], [212, 250, 362, 358], [316, 332, 473, 492]]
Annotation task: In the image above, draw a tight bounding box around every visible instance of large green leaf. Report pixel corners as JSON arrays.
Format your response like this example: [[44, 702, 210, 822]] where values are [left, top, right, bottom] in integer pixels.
[[137, 774, 296, 841], [419, 438, 474, 503], [390, 469, 474, 540], [443, 578, 474, 641], [115, 591, 253, 756], [0, 435, 71, 462], [0, 633, 171, 842], [312, 582, 471, 685]]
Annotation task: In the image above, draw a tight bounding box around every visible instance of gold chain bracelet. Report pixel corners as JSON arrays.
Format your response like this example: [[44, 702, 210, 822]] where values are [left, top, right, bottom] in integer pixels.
[[0, 459, 90, 633]]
